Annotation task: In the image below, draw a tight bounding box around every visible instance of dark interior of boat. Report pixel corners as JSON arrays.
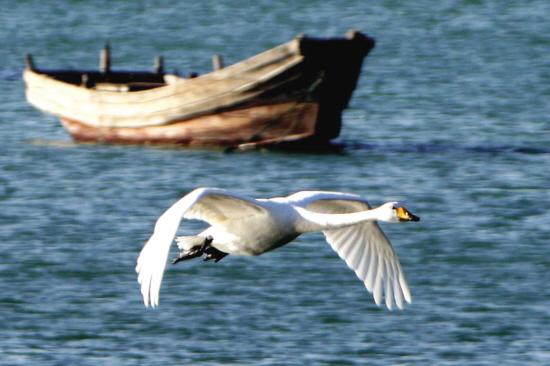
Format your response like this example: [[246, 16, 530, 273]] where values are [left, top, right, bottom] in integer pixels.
[[37, 70, 169, 91]]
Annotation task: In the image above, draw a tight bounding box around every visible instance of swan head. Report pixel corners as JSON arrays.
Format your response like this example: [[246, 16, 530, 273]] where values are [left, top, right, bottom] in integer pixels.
[[379, 202, 420, 223]]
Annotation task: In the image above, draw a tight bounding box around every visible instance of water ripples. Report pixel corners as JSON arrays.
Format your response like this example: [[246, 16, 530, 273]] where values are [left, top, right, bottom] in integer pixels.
[[2, 0, 550, 365]]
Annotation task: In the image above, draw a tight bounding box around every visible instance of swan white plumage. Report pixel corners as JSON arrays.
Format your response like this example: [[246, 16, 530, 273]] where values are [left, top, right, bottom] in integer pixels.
[[136, 187, 420, 310]]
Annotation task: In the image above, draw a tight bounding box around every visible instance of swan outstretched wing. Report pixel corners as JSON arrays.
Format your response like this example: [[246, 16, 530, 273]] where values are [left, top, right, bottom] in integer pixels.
[[136, 187, 266, 308], [305, 198, 412, 310]]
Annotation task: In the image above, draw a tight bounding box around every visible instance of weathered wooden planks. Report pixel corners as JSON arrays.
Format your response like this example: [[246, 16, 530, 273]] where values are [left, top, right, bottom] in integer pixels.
[[23, 31, 375, 147]]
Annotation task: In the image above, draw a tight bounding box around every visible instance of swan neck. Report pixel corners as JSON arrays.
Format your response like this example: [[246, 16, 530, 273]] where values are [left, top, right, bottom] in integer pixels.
[[296, 207, 383, 232]]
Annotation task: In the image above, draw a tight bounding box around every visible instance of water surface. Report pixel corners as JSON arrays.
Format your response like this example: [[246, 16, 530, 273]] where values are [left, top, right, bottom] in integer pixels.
[[1, 1, 549, 365]]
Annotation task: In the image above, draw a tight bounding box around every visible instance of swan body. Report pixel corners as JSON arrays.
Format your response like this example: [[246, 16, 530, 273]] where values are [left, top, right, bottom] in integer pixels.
[[136, 187, 419, 310]]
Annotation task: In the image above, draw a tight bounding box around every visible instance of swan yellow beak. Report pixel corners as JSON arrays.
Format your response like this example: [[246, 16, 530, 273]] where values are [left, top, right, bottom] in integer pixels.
[[396, 206, 420, 222]]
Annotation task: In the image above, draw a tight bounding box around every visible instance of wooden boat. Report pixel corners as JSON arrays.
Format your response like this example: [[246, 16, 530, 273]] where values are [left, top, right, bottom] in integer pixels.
[[23, 30, 375, 149]]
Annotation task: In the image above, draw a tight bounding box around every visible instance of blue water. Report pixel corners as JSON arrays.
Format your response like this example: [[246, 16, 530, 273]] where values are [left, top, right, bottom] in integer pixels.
[[1, 1, 549, 365]]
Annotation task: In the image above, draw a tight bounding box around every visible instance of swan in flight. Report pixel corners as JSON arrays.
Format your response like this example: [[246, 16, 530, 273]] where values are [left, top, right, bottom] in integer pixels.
[[136, 187, 420, 310]]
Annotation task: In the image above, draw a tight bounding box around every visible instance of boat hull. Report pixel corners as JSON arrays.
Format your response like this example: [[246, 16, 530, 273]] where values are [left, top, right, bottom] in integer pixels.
[[60, 102, 319, 147]]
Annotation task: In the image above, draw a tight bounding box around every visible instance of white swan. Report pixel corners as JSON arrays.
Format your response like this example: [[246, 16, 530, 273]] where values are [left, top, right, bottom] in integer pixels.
[[136, 187, 419, 310]]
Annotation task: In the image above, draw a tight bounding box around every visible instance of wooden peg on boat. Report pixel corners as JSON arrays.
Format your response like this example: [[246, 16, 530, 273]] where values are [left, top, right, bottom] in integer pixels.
[[25, 54, 35, 71], [346, 29, 358, 40], [100, 43, 111, 73], [154, 55, 164, 74], [81, 73, 91, 88], [212, 54, 224, 71]]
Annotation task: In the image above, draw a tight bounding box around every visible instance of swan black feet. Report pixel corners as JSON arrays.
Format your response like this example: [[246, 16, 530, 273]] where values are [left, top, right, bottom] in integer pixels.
[[171, 236, 228, 264], [202, 246, 228, 262]]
